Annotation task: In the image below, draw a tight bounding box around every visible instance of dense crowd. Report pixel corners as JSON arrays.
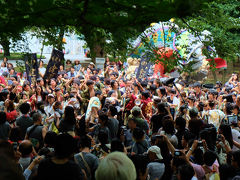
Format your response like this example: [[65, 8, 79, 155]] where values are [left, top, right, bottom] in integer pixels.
[[0, 57, 240, 180]]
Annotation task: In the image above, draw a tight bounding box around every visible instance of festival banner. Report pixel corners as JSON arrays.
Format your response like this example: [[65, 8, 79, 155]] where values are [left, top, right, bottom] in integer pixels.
[[44, 49, 64, 80], [136, 53, 153, 79], [24, 53, 38, 84]]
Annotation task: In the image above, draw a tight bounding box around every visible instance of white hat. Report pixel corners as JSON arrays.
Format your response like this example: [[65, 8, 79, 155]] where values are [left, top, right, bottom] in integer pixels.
[[147, 146, 163, 160], [48, 94, 55, 98]]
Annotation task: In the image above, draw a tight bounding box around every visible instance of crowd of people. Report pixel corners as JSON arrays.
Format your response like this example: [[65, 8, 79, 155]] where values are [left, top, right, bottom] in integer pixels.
[[0, 56, 240, 180]]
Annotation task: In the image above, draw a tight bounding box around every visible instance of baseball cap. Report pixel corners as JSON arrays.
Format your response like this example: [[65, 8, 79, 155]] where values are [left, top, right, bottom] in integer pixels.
[[147, 146, 163, 160], [48, 94, 55, 98], [2, 72, 8, 77], [90, 62, 95, 66], [193, 82, 201, 88], [131, 106, 141, 114]]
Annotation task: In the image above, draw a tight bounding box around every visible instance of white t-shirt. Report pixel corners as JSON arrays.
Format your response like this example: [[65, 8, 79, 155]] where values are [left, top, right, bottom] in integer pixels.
[[44, 104, 54, 117], [39, 67, 46, 76], [232, 128, 240, 151]]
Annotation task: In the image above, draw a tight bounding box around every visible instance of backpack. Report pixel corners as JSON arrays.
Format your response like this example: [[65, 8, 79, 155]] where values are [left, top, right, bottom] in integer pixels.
[[51, 119, 59, 134], [26, 125, 39, 147], [202, 164, 220, 180], [75, 152, 92, 180]]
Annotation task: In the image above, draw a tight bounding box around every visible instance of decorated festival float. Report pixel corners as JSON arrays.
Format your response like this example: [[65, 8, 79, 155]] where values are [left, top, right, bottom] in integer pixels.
[[127, 20, 227, 83]]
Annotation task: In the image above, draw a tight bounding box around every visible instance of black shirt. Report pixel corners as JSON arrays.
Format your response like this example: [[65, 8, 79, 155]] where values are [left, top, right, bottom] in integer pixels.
[[37, 158, 83, 180], [150, 114, 164, 134], [16, 115, 33, 139]]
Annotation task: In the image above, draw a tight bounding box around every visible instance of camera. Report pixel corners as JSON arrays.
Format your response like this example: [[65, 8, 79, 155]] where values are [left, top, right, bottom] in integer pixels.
[[227, 115, 238, 125], [174, 151, 182, 157], [217, 134, 222, 141]]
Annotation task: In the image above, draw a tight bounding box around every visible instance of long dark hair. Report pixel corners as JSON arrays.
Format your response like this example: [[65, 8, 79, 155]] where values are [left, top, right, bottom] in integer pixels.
[[36, 101, 46, 115], [219, 124, 233, 148], [63, 106, 76, 125]]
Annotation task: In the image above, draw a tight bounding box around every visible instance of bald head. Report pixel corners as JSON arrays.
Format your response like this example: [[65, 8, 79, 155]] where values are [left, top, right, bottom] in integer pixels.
[[19, 140, 32, 157]]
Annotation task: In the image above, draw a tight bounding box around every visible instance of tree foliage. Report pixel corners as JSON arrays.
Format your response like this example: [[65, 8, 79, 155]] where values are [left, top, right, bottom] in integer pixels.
[[177, 0, 240, 61], [0, 0, 211, 59]]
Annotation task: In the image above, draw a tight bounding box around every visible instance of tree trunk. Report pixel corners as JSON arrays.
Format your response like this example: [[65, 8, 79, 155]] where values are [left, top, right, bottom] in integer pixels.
[[0, 39, 10, 56], [92, 44, 104, 64], [212, 70, 217, 83]]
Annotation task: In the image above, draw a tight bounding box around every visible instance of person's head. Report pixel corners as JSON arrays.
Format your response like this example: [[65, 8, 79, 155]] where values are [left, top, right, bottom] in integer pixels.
[[32, 112, 42, 124], [188, 119, 204, 137], [197, 102, 205, 112], [98, 130, 109, 145], [219, 164, 236, 180], [175, 117, 186, 131], [70, 67, 75, 73], [108, 105, 118, 117], [50, 78, 56, 87], [231, 73, 239, 81], [98, 111, 109, 126], [3, 57, 8, 63], [141, 90, 150, 100], [231, 150, 240, 169], [128, 118, 137, 130], [18, 140, 33, 157], [172, 156, 188, 173], [132, 127, 145, 142], [147, 145, 163, 161], [193, 82, 201, 93], [233, 104, 239, 115], [23, 83, 30, 92], [181, 131, 195, 149], [86, 80, 94, 89], [225, 102, 233, 115], [179, 105, 188, 114], [110, 80, 118, 89], [39, 60, 44, 67], [9, 127, 22, 142], [162, 117, 175, 135], [153, 97, 161, 108], [203, 150, 217, 166], [177, 164, 195, 180], [107, 90, 117, 98], [78, 135, 92, 150], [47, 94, 55, 104], [44, 131, 57, 148], [53, 101, 62, 110], [104, 78, 111, 86], [157, 102, 168, 114], [59, 64, 64, 71], [0, 111, 6, 125], [0, 140, 16, 161], [95, 152, 136, 180], [0, 154, 25, 180], [36, 85, 42, 95], [189, 107, 198, 119], [111, 138, 124, 153], [131, 106, 141, 117], [130, 155, 148, 180], [73, 60, 79, 66], [159, 87, 166, 97], [66, 60, 71, 65], [54, 133, 76, 159], [63, 106, 76, 125], [19, 103, 30, 115], [170, 88, 176, 97]]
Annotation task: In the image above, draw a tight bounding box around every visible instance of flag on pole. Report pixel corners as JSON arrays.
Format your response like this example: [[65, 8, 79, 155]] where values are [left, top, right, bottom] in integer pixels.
[[44, 49, 64, 80]]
